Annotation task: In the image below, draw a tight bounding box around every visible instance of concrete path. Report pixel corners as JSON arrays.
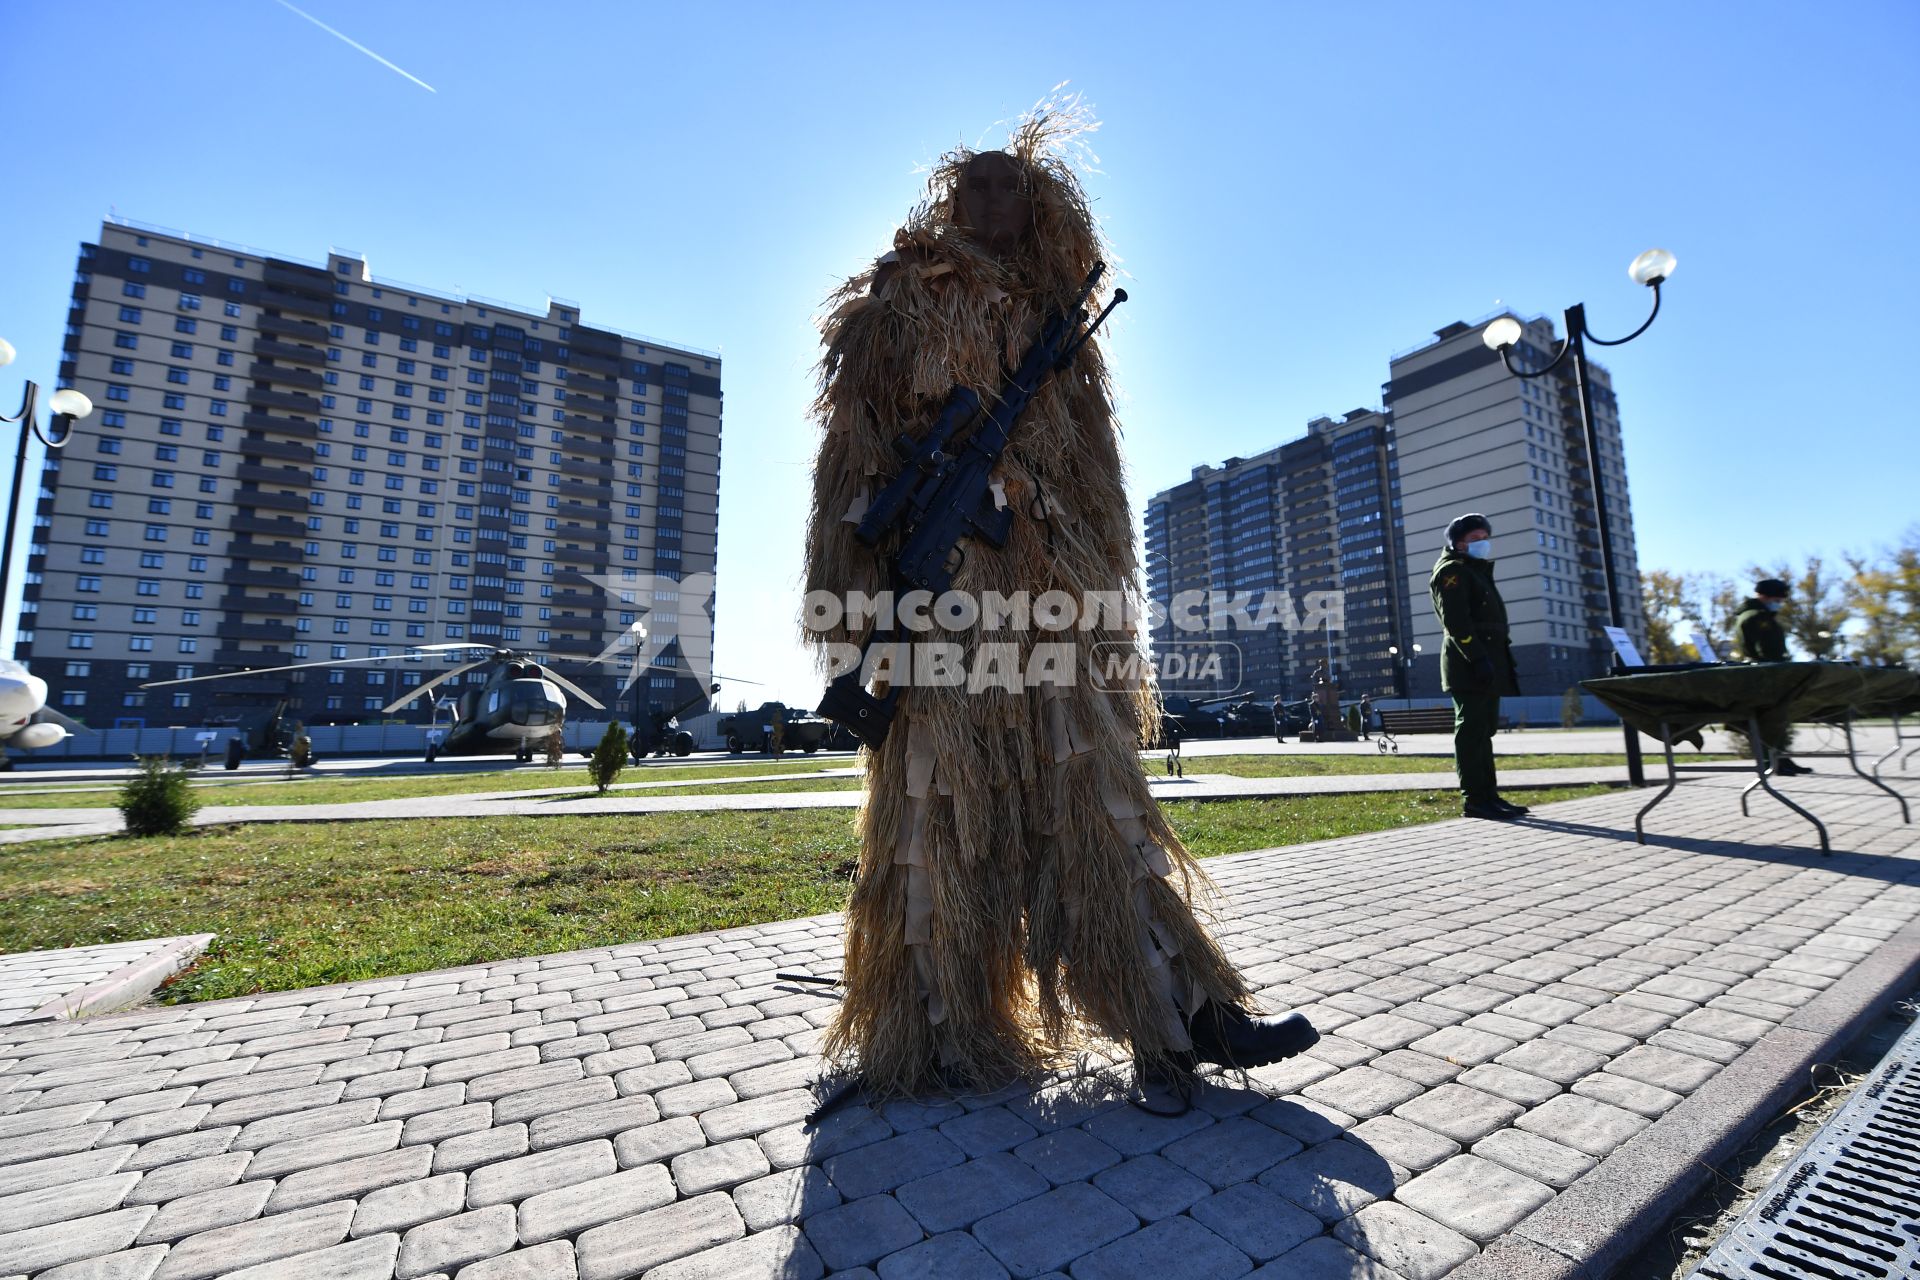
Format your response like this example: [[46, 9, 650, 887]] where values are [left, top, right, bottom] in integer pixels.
[[0, 772, 1915, 1278], [0, 937, 213, 1028], [0, 767, 1644, 840]]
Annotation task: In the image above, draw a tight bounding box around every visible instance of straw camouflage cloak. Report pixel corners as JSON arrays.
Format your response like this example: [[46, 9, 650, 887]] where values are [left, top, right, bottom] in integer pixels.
[[802, 113, 1251, 1097]]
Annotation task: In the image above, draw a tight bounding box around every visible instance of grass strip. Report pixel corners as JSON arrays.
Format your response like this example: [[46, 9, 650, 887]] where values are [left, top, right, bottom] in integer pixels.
[[0, 785, 1613, 1003]]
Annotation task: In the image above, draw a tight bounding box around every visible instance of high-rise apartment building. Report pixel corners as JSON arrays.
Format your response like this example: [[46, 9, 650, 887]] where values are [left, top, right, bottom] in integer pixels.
[[1143, 410, 1409, 701], [1385, 316, 1645, 696], [19, 220, 721, 727]]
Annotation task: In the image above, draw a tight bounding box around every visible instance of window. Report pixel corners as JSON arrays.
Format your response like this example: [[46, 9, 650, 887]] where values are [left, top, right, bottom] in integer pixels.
[[129, 637, 154, 652], [137, 580, 161, 596], [114, 331, 138, 350], [71, 605, 98, 620], [119, 306, 142, 323], [68, 633, 94, 649], [64, 661, 90, 677], [123, 281, 147, 298]]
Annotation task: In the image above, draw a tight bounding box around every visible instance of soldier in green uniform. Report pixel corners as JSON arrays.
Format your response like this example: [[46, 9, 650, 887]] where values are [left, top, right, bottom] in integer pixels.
[[1430, 513, 1528, 820], [1734, 578, 1812, 775]]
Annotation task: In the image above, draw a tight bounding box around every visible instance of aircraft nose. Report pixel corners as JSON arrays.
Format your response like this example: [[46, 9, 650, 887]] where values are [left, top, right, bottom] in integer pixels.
[[0, 678, 39, 721]]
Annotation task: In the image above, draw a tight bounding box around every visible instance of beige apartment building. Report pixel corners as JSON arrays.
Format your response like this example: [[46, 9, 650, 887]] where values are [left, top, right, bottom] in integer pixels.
[[19, 220, 721, 728], [1385, 316, 1646, 696]]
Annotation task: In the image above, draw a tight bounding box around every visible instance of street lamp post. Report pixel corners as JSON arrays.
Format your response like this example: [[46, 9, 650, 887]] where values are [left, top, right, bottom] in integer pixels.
[[0, 340, 94, 642], [1481, 249, 1675, 787], [1386, 642, 1422, 709]]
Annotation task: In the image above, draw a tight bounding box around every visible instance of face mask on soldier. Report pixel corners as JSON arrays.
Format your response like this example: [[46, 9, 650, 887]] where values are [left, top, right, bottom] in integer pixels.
[[1465, 541, 1494, 561]]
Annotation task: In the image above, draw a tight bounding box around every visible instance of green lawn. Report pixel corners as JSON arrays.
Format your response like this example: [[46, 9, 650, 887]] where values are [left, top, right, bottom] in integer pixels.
[[1190, 752, 1731, 778], [0, 759, 850, 811], [0, 785, 1614, 1003]]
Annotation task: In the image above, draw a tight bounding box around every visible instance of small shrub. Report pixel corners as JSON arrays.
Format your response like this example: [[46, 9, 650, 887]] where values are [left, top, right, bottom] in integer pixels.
[[1560, 687, 1584, 729], [545, 729, 566, 768], [589, 721, 629, 794], [119, 756, 200, 837]]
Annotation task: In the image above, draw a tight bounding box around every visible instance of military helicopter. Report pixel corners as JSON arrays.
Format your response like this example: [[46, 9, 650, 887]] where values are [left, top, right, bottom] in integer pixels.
[[142, 643, 607, 765], [0, 658, 86, 769]]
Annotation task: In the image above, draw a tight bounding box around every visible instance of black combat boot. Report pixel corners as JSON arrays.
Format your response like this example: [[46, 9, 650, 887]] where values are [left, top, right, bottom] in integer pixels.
[[1186, 1002, 1320, 1070]]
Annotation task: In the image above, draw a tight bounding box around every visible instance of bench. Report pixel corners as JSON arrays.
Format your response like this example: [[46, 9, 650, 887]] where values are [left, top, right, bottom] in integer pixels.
[[1376, 707, 1515, 736], [1376, 708, 1457, 736]]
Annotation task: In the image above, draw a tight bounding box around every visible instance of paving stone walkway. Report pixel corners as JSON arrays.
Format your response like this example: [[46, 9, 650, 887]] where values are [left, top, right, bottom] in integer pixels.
[[0, 937, 213, 1029], [1, 773, 1916, 1279]]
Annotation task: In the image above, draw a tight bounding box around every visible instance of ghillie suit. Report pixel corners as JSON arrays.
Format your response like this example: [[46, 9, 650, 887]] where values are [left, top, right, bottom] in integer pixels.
[[802, 105, 1255, 1098]]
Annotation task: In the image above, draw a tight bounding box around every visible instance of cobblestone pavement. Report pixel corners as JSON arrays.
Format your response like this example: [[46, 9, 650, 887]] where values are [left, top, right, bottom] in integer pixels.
[[0, 937, 212, 1028], [0, 766, 1636, 838], [1, 773, 1915, 1279]]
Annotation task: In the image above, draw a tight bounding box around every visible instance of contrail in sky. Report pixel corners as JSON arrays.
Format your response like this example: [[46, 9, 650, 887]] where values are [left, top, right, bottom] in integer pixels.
[[272, 0, 436, 93]]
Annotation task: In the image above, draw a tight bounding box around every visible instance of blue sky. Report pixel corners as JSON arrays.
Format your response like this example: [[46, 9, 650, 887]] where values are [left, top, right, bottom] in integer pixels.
[[2, 1, 1913, 704]]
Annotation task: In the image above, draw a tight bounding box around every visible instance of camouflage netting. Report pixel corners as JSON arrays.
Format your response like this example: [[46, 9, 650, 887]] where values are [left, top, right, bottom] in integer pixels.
[[1584, 663, 1920, 751]]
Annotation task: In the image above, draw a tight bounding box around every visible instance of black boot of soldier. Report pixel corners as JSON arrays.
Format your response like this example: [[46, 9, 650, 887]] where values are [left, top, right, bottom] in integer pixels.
[[1187, 1002, 1320, 1070]]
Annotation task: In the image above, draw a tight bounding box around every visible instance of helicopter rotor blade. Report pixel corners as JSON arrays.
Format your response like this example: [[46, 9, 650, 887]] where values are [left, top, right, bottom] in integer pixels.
[[143, 650, 466, 690], [536, 665, 604, 711], [382, 660, 487, 714]]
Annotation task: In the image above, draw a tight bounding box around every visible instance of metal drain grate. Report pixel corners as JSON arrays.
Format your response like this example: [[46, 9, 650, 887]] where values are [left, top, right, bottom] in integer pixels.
[[1689, 1013, 1920, 1280]]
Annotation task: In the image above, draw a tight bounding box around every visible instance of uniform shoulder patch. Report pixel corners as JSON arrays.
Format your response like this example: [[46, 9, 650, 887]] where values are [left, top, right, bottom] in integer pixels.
[[1440, 573, 1460, 589]]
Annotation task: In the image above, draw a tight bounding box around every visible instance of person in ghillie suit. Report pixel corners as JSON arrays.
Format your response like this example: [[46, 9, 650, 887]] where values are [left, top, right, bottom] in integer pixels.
[[802, 99, 1316, 1100]]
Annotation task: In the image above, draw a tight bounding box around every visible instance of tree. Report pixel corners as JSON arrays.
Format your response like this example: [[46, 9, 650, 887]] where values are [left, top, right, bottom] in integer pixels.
[[1641, 569, 1689, 663], [1845, 527, 1920, 665], [545, 729, 566, 769], [1750, 557, 1851, 660], [1560, 686, 1583, 729], [119, 756, 200, 837], [589, 721, 629, 794]]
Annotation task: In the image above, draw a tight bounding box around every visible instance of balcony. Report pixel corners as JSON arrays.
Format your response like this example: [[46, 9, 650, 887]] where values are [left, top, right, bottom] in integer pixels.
[[229, 514, 305, 538], [555, 546, 610, 568], [233, 488, 311, 514], [555, 502, 610, 522], [549, 591, 604, 609], [236, 464, 314, 488], [556, 478, 613, 500], [263, 263, 334, 298], [241, 412, 319, 439], [559, 459, 612, 483], [556, 523, 612, 544], [251, 337, 329, 367], [567, 351, 620, 377], [246, 387, 325, 415], [259, 288, 329, 317], [1585, 592, 1612, 612], [212, 647, 298, 667], [216, 620, 298, 642], [219, 592, 300, 615], [227, 539, 306, 567], [223, 566, 301, 589], [248, 362, 325, 390], [206, 676, 295, 696], [258, 313, 330, 343], [566, 373, 619, 397], [560, 438, 615, 460], [477, 515, 511, 532], [238, 436, 315, 463], [561, 415, 616, 438], [563, 392, 617, 418], [549, 635, 602, 655]]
